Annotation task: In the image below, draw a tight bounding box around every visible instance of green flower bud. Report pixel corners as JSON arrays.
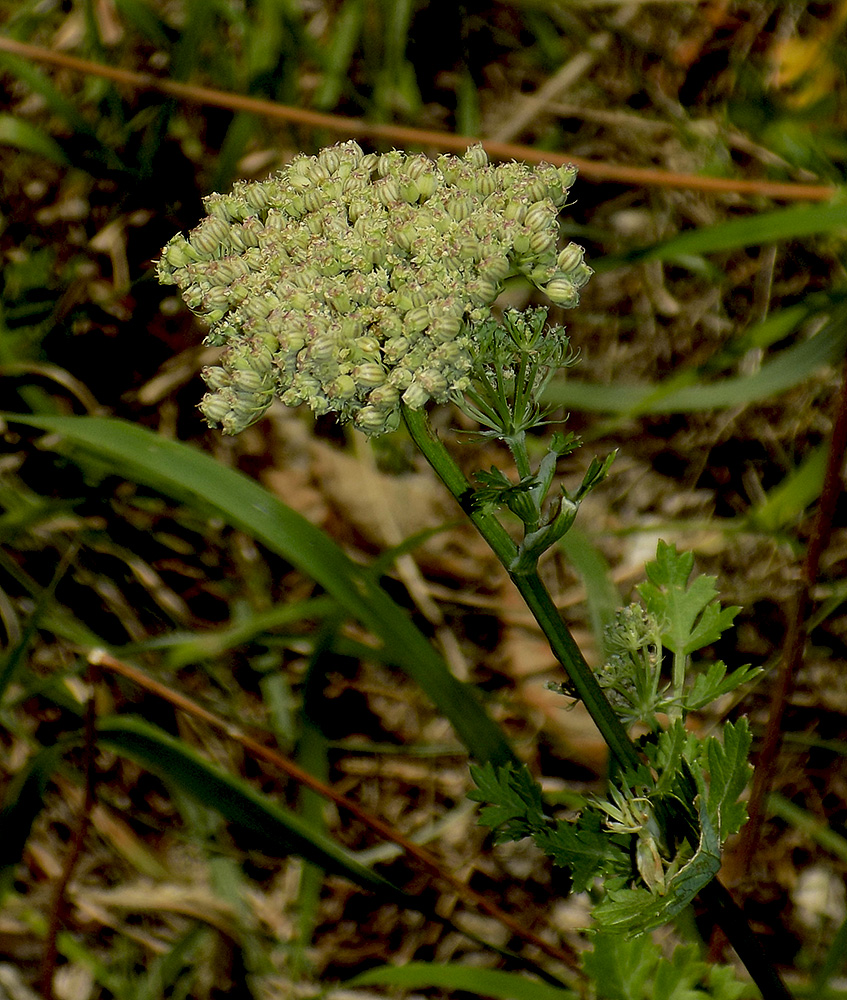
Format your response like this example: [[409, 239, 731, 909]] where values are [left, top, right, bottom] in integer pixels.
[[202, 286, 232, 313], [520, 177, 548, 204], [383, 336, 411, 362], [504, 200, 527, 223], [367, 383, 399, 409], [430, 314, 462, 343], [389, 366, 414, 391], [464, 144, 489, 169], [544, 276, 579, 307], [308, 329, 342, 361], [243, 182, 271, 213], [183, 283, 206, 310], [204, 192, 242, 222], [402, 382, 430, 408], [466, 275, 500, 305], [354, 405, 390, 434], [208, 256, 251, 285], [327, 374, 357, 400], [418, 368, 448, 397], [446, 195, 474, 221], [163, 235, 200, 268], [479, 253, 511, 283], [528, 230, 556, 256], [352, 362, 386, 387], [318, 146, 342, 174], [556, 242, 584, 272], [231, 368, 273, 393], [524, 201, 556, 233], [191, 217, 232, 256], [202, 366, 231, 390], [303, 187, 326, 213], [571, 262, 594, 288], [376, 176, 401, 206], [403, 306, 431, 334], [473, 171, 497, 197]]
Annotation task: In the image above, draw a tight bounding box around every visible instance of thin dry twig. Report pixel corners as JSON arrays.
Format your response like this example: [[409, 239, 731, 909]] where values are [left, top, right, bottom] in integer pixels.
[[0, 37, 836, 202]]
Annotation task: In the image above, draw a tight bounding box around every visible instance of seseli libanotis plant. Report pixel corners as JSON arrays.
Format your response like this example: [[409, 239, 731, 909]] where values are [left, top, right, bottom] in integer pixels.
[[159, 142, 785, 995]]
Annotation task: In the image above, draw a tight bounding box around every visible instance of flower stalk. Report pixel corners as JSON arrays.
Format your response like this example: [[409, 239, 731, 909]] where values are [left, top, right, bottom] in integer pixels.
[[401, 403, 641, 773]]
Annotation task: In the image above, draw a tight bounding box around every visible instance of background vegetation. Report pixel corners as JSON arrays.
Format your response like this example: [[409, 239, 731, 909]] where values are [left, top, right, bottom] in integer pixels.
[[1, 1, 846, 998]]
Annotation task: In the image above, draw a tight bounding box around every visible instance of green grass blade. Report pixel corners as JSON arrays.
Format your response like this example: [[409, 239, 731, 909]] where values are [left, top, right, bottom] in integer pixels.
[[0, 54, 93, 136], [0, 743, 66, 889], [9, 414, 515, 766], [747, 444, 827, 532], [558, 528, 620, 660], [97, 715, 403, 896], [112, 0, 174, 49], [766, 792, 847, 865], [348, 963, 579, 1000], [0, 114, 69, 165], [313, 0, 366, 109], [163, 595, 337, 668], [545, 300, 847, 414], [596, 201, 847, 270], [134, 924, 208, 1000]]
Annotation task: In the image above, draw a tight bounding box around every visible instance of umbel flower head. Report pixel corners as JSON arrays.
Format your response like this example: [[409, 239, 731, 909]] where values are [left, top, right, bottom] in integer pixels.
[[158, 141, 592, 436]]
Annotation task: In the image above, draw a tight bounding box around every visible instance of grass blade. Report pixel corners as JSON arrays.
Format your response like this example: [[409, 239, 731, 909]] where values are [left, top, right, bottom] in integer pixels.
[[0, 743, 66, 888], [747, 444, 827, 532], [97, 715, 403, 896], [557, 528, 620, 660], [348, 963, 579, 1000], [0, 113, 69, 165], [545, 300, 847, 414], [596, 201, 847, 270], [9, 414, 515, 767]]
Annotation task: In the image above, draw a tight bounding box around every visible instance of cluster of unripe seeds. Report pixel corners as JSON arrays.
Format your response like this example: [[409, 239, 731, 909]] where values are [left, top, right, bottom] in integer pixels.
[[158, 141, 591, 436]]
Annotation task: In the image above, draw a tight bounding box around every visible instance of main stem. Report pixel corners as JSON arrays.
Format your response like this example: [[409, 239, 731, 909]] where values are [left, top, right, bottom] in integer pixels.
[[403, 405, 639, 771], [401, 403, 793, 1000]]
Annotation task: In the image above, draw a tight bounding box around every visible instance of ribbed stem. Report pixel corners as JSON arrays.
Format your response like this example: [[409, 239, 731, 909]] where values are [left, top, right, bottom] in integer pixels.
[[402, 404, 640, 772]]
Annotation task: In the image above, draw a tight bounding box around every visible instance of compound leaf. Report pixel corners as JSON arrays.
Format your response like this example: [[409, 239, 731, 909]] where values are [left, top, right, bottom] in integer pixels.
[[638, 541, 739, 656]]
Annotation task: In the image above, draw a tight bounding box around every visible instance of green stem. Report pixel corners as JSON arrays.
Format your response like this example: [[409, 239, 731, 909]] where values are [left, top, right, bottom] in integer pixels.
[[506, 430, 533, 481], [670, 648, 686, 722], [401, 404, 640, 773]]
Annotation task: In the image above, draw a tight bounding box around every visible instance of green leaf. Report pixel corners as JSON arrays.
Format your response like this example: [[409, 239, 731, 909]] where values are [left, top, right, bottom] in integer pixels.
[[586, 935, 747, 1000], [638, 541, 739, 656], [533, 812, 619, 893], [96, 715, 403, 898], [594, 769, 721, 935], [349, 962, 578, 1000], [653, 945, 711, 1000], [650, 720, 688, 797], [581, 933, 658, 1000], [468, 762, 546, 841], [7, 414, 515, 768], [703, 719, 753, 840], [469, 764, 624, 892], [684, 661, 763, 713]]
